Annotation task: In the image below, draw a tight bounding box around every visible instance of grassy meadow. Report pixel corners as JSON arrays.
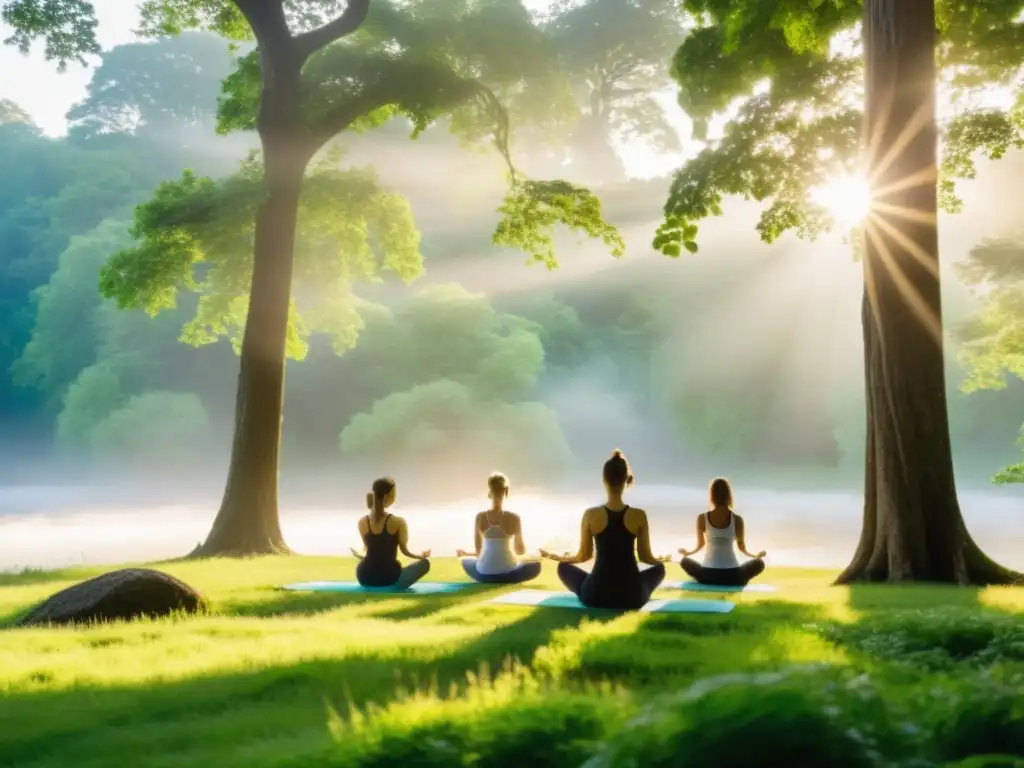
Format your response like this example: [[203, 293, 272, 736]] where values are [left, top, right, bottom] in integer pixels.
[[2, 558, 1024, 767]]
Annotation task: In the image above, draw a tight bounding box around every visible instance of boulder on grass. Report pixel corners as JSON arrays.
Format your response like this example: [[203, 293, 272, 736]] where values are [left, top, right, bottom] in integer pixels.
[[16, 568, 204, 627]]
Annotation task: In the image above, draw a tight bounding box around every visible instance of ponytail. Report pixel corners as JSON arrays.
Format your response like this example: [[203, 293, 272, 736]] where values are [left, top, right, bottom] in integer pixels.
[[367, 477, 396, 512]]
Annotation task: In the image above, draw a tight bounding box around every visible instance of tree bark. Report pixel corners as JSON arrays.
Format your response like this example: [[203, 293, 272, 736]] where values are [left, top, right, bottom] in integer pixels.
[[192, 1, 373, 557], [194, 6, 309, 556], [835, 0, 1021, 585], [193, 148, 303, 557]]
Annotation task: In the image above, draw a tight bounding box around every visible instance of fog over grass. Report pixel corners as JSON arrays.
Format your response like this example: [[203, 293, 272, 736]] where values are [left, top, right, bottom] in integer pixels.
[[3, 482, 1024, 573]]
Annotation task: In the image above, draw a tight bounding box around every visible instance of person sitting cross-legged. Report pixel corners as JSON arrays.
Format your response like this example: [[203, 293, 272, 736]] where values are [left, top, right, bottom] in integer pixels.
[[351, 477, 431, 589], [541, 449, 670, 611], [678, 477, 766, 588], [458, 472, 542, 585]]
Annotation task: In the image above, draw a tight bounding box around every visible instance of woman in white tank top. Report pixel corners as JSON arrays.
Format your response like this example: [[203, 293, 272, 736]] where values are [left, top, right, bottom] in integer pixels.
[[457, 473, 542, 584], [677, 477, 767, 587]]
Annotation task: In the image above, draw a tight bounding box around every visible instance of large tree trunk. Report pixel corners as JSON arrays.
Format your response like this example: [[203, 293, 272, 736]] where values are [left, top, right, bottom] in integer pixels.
[[835, 0, 1021, 585], [194, 144, 304, 557]]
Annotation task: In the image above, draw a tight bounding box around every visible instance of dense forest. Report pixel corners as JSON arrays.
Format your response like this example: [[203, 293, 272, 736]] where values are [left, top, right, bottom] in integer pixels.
[[1, 0, 1023, 505]]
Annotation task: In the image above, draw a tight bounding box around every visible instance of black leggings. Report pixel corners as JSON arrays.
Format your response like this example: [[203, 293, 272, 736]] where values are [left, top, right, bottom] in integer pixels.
[[462, 559, 542, 584], [681, 557, 765, 587], [557, 562, 666, 610], [356, 558, 431, 589]]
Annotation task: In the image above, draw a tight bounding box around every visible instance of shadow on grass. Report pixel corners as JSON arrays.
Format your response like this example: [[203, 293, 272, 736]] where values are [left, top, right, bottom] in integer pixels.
[[220, 583, 502, 621], [221, 589, 400, 618], [532, 599, 831, 690], [824, 582, 1024, 672], [0, 603, 615, 768]]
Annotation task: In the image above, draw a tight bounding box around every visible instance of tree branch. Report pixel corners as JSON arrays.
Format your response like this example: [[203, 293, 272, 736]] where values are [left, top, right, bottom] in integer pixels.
[[233, 0, 294, 65], [307, 74, 514, 179], [294, 0, 372, 62]]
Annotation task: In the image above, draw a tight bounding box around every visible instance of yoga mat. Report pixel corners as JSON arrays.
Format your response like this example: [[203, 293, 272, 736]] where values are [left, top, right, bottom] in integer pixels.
[[661, 580, 777, 594], [488, 590, 734, 614], [280, 581, 472, 595]]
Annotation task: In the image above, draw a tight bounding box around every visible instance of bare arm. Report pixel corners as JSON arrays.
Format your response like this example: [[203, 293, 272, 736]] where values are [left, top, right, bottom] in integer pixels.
[[634, 510, 669, 565], [397, 518, 430, 560], [351, 517, 367, 559], [678, 515, 707, 557], [541, 509, 593, 564], [456, 515, 484, 557], [735, 515, 766, 559], [513, 514, 526, 556]]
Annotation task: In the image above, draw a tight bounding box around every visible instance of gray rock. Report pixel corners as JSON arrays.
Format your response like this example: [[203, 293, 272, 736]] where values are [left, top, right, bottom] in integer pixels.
[[16, 568, 204, 627]]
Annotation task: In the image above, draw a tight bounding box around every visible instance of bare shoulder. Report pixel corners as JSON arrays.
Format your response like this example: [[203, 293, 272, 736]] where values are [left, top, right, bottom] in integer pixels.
[[388, 515, 405, 534], [583, 505, 604, 519], [696, 513, 707, 528], [357, 515, 369, 534], [475, 511, 487, 526], [733, 513, 745, 527], [625, 506, 648, 522]]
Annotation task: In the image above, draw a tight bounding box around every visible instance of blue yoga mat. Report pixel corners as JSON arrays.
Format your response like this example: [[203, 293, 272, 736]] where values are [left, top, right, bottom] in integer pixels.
[[661, 580, 777, 594], [280, 581, 471, 595], [488, 589, 734, 614]]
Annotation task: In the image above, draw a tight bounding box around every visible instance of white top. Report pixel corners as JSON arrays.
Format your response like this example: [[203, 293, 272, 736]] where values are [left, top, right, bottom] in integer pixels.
[[476, 516, 518, 575], [702, 511, 740, 569]]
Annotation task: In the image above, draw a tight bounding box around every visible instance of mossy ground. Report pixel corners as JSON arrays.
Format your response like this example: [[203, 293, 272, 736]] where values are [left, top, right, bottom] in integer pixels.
[[2, 558, 1023, 767]]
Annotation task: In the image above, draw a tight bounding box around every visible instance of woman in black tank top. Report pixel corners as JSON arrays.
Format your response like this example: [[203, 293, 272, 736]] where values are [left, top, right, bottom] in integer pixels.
[[540, 450, 669, 610], [352, 478, 431, 589]]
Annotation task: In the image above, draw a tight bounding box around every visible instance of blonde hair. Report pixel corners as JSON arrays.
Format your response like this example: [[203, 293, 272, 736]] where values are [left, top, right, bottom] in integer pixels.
[[709, 477, 733, 508], [487, 472, 509, 496]]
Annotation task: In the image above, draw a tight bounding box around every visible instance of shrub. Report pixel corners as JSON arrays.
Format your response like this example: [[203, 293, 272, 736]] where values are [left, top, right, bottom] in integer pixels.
[[582, 666, 917, 768], [919, 673, 1024, 762], [330, 683, 625, 768], [818, 610, 1024, 671]]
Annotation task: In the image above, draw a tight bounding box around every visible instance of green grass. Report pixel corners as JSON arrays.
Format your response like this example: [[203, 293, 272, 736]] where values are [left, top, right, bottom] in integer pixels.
[[2, 558, 1024, 767]]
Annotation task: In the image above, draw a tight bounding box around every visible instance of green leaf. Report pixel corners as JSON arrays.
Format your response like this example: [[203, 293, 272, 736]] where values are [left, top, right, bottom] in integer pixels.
[[1, 0, 100, 69], [100, 153, 424, 360], [659, 0, 1024, 255], [493, 179, 626, 270]]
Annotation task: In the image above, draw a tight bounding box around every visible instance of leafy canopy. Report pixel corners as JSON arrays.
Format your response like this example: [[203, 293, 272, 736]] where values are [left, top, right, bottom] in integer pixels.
[[957, 238, 1024, 395], [340, 379, 573, 482], [4, 0, 627, 348], [545, 0, 687, 155], [0, 97, 36, 127], [100, 152, 422, 360], [955, 237, 1024, 483], [3, 0, 627, 288], [66, 32, 239, 138], [13, 218, 132, 401], [132, 0, 624, 270], [654, 0, 1024, 258], [368, 284, 547, 402], [88, 390, 210, 463], [1, 0, 100, 69]]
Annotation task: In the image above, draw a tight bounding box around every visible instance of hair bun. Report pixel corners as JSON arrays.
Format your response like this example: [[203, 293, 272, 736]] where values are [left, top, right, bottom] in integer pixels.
[[611, 449, 623, 459]]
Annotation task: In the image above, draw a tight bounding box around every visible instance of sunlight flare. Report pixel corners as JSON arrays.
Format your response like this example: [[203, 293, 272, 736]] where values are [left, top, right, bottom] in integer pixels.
[[810, 173, 874, 228]]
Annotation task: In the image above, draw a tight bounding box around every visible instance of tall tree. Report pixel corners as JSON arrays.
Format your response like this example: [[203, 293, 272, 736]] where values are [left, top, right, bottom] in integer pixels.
[[0, 97, 36, 127], [655, 0, 1023, 584], [543, 0, 686, 184], [4, 0, 624, 556], [65, 32, 238, 142]]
